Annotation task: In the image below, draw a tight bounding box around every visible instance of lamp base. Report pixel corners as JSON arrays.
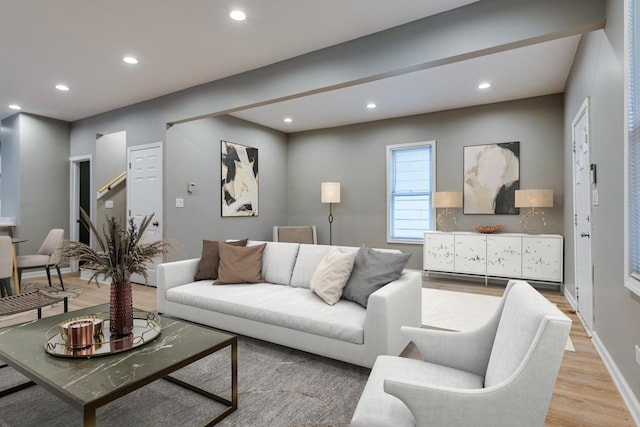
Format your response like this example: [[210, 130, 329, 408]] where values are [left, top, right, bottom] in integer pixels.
[[436, 208, 457, 232], [520, 208, 547, 234]]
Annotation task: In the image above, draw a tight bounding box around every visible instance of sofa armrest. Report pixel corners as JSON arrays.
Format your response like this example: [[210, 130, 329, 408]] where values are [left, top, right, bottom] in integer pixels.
[[364, 270, 422, 358], [157, 258, 201, 313]]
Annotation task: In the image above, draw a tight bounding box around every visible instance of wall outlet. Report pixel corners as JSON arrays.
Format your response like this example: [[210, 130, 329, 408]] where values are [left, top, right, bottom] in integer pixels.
[[175, 198, 184, 208], [636, 345, 640, 366], [105, 200, 114, 209]]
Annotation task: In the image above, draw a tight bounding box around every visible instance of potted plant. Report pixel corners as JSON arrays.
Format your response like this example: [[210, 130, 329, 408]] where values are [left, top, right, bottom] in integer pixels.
[[59, 208, 171, 337]]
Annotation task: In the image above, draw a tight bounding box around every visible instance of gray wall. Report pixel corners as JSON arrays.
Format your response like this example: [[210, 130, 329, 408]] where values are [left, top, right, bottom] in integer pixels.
[[165, 115, 288, 259], [0, 113, 70, 254], [287, 94, 565, 270], [0, 114, 20, 223], [96, 131, 127, 231], [565, 0, 640, 407]]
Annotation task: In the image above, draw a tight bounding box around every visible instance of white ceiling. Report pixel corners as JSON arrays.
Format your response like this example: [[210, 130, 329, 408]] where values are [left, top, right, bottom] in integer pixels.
[[0, 0, 581, 133]]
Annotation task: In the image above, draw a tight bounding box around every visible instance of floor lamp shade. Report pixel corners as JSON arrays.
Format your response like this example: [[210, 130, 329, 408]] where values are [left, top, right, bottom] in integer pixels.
[[321, 182, 341, 203]]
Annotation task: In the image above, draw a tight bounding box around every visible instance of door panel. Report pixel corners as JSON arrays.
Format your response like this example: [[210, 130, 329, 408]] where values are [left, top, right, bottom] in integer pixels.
[[127, 143, 163, 286], [572, 99, 594, 333]]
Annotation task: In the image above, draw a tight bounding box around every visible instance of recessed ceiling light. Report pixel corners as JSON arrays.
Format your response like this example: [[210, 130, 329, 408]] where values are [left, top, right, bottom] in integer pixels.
[[123, 56, 139, 65], [367, 103, 377, 109], [8, 104, 21, 110], [56, 84, 69, 91], [230, 10, 246, 21], [284, 117, 293, 123], [478, 82, 491, 89]]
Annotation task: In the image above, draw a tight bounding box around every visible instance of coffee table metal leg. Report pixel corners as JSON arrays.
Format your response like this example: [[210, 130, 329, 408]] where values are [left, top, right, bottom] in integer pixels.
[[163, 338, 238, 426], [83, 407, 96, 427]]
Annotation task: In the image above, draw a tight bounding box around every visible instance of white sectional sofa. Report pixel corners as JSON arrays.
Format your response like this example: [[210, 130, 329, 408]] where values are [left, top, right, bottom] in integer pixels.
[[157, 241, 422, 368]]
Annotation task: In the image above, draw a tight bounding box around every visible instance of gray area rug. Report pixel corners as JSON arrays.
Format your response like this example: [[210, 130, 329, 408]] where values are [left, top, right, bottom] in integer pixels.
[[21, 281, 82, 300], [0, 335, 369, 426]]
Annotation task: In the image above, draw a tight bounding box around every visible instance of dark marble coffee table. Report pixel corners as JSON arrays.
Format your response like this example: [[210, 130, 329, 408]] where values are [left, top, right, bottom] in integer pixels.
[[0, 304, 237, 426]]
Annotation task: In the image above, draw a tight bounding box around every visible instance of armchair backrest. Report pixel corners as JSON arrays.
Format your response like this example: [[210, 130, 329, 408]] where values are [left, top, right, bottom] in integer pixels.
[[484, 281, 570, 388], [273, 226, 317, 244], [0, 236, 12, 279], [38, 229, 65, 264]]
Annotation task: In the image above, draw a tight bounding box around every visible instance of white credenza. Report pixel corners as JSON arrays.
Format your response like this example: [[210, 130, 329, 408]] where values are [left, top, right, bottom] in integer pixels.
[[423, 231, 563, 288]]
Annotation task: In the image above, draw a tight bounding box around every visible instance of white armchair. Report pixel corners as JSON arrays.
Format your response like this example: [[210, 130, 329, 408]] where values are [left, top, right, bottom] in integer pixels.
[[350, 280, 571, 427]]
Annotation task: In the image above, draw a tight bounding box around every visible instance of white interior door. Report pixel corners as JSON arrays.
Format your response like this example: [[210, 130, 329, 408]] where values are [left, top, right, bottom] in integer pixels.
[[127, 142, 163, 286], [572, 98, 594, 334]]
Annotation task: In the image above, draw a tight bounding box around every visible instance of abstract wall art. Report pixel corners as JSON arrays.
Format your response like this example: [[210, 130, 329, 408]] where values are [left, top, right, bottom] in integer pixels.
[[221, 140, 259, 217], [463, 142, 520, 215]]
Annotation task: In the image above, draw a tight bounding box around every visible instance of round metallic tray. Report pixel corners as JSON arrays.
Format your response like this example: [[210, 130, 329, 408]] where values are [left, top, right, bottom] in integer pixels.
[[44, 310, 161, 358]]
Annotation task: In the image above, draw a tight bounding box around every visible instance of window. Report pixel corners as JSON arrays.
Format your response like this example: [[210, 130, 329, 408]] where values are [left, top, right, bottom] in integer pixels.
[[387, 141, 436, 243], [626, 0, 640, 295]]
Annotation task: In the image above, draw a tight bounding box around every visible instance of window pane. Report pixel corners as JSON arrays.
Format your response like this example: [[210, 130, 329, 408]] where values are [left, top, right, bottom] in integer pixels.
[[630, 0, 640, 274], [388, 142, 435, 241]]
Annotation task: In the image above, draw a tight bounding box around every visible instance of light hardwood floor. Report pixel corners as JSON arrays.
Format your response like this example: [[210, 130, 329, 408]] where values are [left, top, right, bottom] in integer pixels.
[[0, 273, 635, 426]]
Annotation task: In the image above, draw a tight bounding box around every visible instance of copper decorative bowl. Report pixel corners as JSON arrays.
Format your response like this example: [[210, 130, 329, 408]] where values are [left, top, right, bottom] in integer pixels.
[[473, 225, 505, 234]]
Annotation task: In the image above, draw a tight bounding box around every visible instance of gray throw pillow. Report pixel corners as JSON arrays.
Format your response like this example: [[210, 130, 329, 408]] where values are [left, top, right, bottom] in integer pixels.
[[342, 245, 411, 307]]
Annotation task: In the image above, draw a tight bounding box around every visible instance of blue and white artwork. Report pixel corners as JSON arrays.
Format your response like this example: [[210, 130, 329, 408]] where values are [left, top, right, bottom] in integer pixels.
[[221, 140, 259, 217]]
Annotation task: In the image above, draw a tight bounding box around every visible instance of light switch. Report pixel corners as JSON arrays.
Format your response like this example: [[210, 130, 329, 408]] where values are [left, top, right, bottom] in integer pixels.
[[105, 200, 114, 209], [176, 198, 184, 208]]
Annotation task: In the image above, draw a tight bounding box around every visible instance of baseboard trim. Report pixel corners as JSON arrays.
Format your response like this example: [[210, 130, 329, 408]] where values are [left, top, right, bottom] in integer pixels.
[[591, 332, 640, 426]]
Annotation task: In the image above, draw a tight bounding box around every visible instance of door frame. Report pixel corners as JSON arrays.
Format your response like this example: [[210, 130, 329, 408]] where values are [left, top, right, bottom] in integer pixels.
[[69, 154, 93, 273], [571, 96, 595, 335]]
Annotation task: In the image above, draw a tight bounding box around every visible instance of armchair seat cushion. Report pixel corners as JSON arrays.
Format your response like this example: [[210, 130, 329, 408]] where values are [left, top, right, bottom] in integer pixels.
[[351, 355, 484, 427], [16, 255, 51, 268]]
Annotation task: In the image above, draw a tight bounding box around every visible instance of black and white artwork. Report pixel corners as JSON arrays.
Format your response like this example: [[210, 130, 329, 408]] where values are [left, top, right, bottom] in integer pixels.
[[221, 140, 258, 217], [463, 142, 520, 215]]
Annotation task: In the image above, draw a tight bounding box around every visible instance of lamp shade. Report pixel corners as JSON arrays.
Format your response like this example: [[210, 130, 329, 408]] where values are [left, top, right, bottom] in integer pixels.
[[321, 182, 341, 203], [432, 192, 462, 208], [514, 189, 553, 208]]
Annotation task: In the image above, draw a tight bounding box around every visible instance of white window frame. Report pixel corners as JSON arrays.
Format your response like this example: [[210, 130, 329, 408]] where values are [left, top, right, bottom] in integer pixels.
[[625, 0, 640, 295], [386, 140, 437, 244]]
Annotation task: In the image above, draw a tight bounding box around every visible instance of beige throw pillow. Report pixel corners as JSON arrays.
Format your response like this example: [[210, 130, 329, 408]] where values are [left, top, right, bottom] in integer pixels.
[[310, 247, 357, 305], [215, 243, 266, 284]]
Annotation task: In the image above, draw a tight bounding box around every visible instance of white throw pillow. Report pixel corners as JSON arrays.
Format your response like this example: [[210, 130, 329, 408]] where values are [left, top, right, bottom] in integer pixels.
[[310, 247, 357, 305]]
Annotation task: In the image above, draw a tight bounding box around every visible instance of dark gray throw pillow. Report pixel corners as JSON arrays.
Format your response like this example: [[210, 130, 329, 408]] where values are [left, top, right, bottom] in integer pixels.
[[342, 245, 411, 307]]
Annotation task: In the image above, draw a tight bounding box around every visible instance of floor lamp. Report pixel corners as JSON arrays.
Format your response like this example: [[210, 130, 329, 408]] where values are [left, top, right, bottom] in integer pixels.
[[321, 182, 340, 245]]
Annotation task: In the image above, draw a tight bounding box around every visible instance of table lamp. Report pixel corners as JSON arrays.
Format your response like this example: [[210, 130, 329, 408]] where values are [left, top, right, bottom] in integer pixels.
[[432, 192, 462, 231], [514, 189, 553, 234]]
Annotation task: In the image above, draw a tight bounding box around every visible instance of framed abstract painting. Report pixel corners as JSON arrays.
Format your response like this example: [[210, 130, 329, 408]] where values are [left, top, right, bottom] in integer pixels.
[[463, 142, 520, 215], [221, 140, 259, 217]]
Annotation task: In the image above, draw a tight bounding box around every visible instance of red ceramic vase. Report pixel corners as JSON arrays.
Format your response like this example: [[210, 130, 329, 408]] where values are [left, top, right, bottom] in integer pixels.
[[109, 281, 133, 337]]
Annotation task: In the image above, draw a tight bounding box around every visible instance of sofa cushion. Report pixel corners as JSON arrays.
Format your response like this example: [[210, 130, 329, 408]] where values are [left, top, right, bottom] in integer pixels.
[[194, 238, 247, 281], [310, 247, 357, 305], [248, 241, 299, 286], [166, 282, 366, 344], [342, 245, 411, 307], [290, 244, 358, 288], [215, 243, 266, 284]]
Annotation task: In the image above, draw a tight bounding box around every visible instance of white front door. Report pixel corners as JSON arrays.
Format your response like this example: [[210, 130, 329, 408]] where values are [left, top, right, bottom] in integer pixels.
[[572, 98, 594, 334], [127, 142, 163, 286]]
